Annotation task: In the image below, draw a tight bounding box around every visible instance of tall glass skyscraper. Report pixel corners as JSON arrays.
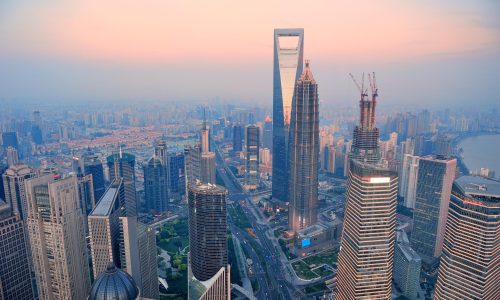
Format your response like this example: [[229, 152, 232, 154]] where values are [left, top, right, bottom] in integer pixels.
[[288, 61, 319, 232], [410, 155, 456, 266], [272, 28, 304, 202]]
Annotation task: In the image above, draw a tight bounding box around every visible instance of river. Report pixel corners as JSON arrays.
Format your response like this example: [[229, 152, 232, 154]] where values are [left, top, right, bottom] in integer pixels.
[[458, 134, 500, 178]]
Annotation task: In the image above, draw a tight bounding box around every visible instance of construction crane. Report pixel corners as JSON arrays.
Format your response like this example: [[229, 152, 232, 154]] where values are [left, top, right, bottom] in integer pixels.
[[349, 73, 368, 101], [367, 72, 378, 126]]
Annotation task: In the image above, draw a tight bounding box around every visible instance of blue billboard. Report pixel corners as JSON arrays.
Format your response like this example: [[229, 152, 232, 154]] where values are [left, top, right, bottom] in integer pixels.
[[301, 238, 311, 248]]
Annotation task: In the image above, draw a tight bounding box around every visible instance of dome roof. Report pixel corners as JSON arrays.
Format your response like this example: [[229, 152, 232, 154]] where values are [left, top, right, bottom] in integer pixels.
[[89, 263, 139, 300]]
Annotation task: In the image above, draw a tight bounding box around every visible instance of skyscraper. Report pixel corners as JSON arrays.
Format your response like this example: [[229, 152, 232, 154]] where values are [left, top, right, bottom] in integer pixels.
[[83, 151, 106, 203], [168, 152, 186, 197], [232, 124, 243, 152], [272, 28, 304, 203], [1, 132, 19, 150], [337, 75, 399, 299], [25, 174, 91, 300], [434, 176, 500, 300], [144, 156, 168, 214], [188, 182, 230, 300], [399, 154, 420, 209], [263, 116, 273, 150], [288, 61, 319, 232], [107, 150, 137, 217], [2, 163, 34, 220], [200, 152, 216, 184], [200, 109, 210, 153], [6, 146, 19, 166], [410, 155, 456, 266], [245, 124, 260, 189], [184, 144, 201, 193], [393, 231, 421, 300], [88, 179, 159, 299], [0, 203, 35, 300], [336, 160, 398, 299]]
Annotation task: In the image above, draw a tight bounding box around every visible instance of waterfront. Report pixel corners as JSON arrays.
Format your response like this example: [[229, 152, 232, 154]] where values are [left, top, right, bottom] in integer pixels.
[[458, 134, 500, 178]]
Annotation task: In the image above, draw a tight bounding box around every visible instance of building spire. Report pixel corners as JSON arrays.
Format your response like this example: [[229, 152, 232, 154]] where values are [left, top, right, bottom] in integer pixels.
[[202, 106, 207, 130]]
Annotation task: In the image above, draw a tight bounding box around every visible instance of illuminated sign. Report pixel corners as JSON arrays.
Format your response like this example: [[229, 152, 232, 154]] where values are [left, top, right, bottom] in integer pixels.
[[369, 177, 390, 183], [301, 238, 311, 248]]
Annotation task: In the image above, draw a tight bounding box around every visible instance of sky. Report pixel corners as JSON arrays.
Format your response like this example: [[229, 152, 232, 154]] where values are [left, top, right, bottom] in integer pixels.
[[0, 0, 499, 108]]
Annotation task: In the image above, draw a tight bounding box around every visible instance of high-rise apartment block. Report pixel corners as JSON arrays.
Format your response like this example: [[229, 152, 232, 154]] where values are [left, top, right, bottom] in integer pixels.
[[410, 155, 456, 266], [288, 61, 319, 232], [435, 176, 500, 299], [272, 28, 304, 203], [25, 174, 91, 300]]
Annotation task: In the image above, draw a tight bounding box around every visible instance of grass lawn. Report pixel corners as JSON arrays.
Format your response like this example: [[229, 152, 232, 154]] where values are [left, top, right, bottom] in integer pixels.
[[292, 260, 319, 280], [303, 248, 338, 266]]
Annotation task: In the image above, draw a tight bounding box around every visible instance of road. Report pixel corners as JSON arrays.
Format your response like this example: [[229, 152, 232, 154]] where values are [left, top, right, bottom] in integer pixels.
[[215, 143, 297, 300]]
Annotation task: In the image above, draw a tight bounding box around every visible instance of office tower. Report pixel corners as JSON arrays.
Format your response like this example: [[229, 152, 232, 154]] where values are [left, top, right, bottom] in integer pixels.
[[78, 173, 96, 216], [200, 152, 216, 184], [184, 145, 201, 192], [136, 220, 159, 299], [168, 152, 186, 197], [263, 116, 273, 150], [272, 28, 304, 203], [232, 124, 243, 152], [410, 155, 456, 266], [88, 180, 159, 299], [288, 61, 319, 232], [188, 182, 230, 300], [2, 163, 34, 220], [88, 263, 139, 300], [416, 109, 430, 135], [144, 156, 168, 214], [83, 152, 106, 202], [399, 154, 420, 209], [2, 131, 18, 150], [89, 179, 125, 278], [25, 174, 91, 300], [435, 176, 500, 300], [154, 140, 168, 164], [245, 125, 260, 188], [0, 163, 6, 202], [336, 160, 398, 299], [31, 112, 43, 145], [0, 203, 35, 300], [107, 150, 137, 217], [393, 230, 421, 300]]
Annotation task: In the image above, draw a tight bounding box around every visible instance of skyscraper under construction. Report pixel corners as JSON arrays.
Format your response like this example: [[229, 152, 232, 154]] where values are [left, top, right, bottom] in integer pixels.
[[337, 73, 398, 299]]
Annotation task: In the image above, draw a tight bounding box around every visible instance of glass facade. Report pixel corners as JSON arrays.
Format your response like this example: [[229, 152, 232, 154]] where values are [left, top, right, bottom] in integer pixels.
[[272, 28, 304, 202]]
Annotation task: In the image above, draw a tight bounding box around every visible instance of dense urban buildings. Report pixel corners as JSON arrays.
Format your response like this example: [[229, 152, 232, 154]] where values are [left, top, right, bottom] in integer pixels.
[[272, 28, 304, 203], [434, 176, 500, 299], [188, 181, 230, 300], [288, 61, 319, 232], [0, 203, 34, 300], [107, 150, 138, 217], [25, 174, 91, 300], [244, 124, 260, 189], [410, 155, 456, 266]]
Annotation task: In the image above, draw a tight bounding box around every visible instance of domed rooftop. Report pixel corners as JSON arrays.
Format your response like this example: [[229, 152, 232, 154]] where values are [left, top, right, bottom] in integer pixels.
[[89, 263, 139, 300]]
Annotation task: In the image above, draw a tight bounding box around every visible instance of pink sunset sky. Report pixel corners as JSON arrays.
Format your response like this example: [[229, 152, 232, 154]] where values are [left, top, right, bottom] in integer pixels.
[[1, 0, 499, 107]]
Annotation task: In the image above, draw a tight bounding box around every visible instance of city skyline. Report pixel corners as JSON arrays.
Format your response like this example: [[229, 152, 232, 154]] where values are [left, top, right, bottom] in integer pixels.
[[1, 1, 499, 107]]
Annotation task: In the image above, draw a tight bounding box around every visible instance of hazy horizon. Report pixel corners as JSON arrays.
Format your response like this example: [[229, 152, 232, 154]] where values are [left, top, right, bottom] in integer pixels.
[[1, 0, 499, 108]]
